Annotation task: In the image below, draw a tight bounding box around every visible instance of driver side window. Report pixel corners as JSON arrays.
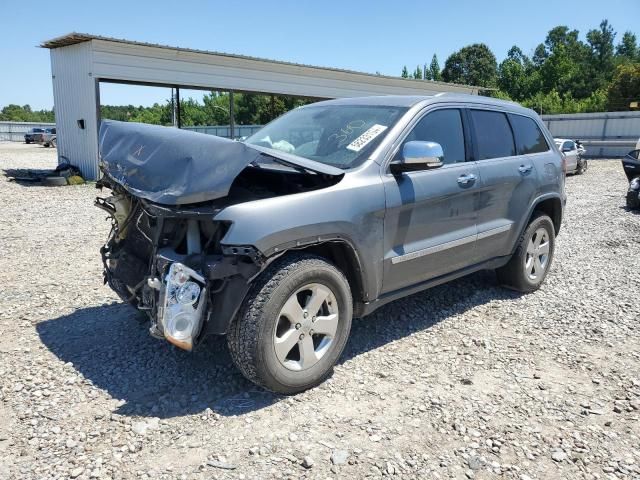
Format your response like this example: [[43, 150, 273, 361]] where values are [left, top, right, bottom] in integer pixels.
[[400, 109, 466, 165]]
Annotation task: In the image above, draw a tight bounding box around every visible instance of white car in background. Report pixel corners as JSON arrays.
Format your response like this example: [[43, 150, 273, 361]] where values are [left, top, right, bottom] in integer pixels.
[[554, 138, 587, 175]]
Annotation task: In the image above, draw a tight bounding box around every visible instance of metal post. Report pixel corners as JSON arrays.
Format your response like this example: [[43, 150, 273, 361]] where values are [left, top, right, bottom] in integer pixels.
[[171, 88, 176, 127], [229, 90, 235, 139], [175, 87, 182, 129]]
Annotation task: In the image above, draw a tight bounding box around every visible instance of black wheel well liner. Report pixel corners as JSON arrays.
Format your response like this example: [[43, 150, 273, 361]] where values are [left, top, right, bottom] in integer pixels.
[[289, 240, 367, 315], [530, 196, 562, 235]]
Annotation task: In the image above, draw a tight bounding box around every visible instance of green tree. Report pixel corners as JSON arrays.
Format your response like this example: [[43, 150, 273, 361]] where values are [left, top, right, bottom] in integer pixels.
[[535, 25, 591, 98], [429, 54, 441, 81], [607, 63, 640, 110], [498, 46, 540, 101], [532, 43, 547, 67], [585, 20, 617, 92], [0, 104, 55, 122], [442, 43, 497, 87], [401, 66, 409, 78], [616, 31, 638, 61], [412, 65, 423, 79]]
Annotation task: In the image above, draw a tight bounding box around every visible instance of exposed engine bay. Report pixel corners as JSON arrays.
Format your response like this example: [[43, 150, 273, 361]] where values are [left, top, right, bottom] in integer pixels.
[[95, 135, 341, 350]]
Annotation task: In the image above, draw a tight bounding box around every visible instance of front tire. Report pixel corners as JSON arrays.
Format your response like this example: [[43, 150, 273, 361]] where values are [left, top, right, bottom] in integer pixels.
[[496, 213, 555, 293], [228, 253, 352, 394]]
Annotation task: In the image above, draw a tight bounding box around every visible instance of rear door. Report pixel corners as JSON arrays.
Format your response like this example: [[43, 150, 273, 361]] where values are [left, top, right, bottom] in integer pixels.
[[381, 107, 480, 293], [469, 109, 542, 262]]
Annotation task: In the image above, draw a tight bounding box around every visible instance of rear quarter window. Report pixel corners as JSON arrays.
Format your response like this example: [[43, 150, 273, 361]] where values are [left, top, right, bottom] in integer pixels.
[[509, 114, 549, 154], [470, 109, 516, 160]]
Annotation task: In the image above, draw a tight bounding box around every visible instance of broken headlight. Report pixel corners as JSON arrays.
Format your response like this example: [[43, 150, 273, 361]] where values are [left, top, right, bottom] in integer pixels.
[[630, 177, 640, 191], [159, 263, 207, 350]]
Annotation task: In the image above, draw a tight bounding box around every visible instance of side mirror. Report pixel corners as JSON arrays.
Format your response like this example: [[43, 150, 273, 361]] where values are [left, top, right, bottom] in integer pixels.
[[391, 141, 444, 174]]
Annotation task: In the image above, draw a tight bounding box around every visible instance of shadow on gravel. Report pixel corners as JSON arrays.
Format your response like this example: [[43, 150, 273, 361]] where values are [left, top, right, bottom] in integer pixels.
[[37, 270, 521, 419], [342, 270, 521, 362]]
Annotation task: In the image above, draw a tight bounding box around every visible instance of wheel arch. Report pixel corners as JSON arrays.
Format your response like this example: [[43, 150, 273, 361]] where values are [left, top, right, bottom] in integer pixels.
[[529, 195, 563, 235], [287, 239, 367, 316]]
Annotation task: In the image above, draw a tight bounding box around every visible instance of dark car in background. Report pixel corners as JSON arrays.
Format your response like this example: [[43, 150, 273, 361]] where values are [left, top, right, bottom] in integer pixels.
[[95, 94, 565, 394], [24, 128, 44, 144]]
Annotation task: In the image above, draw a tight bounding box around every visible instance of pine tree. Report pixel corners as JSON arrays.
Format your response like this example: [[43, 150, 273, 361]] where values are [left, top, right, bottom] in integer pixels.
[[401, 66, 409, 78], [430, 54, 442, 81]]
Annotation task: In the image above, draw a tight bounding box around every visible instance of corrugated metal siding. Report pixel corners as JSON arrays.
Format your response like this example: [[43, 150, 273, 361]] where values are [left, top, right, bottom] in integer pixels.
[[542, 111, 640, 158], [50, 42, 100, 179], [90, 40, 477, 98], [0, 121, 55, 141]]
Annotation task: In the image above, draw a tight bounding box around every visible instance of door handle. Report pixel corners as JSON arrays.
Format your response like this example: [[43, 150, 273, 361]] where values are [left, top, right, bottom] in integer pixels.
[[518, 164, 533, 174], [457, 173, 477, 186]]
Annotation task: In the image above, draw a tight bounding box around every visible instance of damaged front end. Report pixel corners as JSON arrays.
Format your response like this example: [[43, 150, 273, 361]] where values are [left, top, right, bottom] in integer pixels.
[[95, 182, 262, 350], [95, 120, 343, 350]]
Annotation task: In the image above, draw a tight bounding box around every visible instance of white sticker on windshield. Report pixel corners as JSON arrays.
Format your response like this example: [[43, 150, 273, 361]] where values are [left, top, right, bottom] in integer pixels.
[[346, 124, 388, 152]]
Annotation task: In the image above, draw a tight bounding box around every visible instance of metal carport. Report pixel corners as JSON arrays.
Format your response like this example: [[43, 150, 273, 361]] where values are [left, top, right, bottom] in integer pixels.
[[42, 33, 479, 180]]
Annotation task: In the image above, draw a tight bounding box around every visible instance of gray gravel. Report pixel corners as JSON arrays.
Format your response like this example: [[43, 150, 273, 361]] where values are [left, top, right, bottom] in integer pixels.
[[1, 141, 639, 480]]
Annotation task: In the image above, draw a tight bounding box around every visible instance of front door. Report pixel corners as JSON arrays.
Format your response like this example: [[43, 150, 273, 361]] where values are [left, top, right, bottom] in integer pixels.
[[381, 108, 479, 294]]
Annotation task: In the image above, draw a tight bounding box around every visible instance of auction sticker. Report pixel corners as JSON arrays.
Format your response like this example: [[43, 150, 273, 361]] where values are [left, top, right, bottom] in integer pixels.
[[346, 124, 388, 152]]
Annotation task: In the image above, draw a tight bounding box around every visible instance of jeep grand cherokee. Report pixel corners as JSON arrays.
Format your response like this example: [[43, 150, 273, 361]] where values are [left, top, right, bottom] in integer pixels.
[[95, 94, 565, 394]]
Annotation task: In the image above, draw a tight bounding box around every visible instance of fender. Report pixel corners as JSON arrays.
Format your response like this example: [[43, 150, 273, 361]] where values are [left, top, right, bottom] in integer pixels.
[[510, 192, 564, 255]]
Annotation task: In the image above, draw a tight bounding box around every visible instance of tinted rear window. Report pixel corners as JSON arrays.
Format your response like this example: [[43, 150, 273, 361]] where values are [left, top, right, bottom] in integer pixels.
[[470, 110, 515, 160], [509, 114, 549, 154]]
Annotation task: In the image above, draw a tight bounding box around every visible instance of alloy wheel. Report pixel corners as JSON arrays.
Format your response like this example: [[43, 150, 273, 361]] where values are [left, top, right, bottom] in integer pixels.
[[525, 228, 550, 281], [274, 283, 339, 371]]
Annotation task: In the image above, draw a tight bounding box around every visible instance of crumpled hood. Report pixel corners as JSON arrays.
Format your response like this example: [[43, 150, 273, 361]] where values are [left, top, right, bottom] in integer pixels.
[[98, 120, 343, 205], [99, 120, 264, 205]]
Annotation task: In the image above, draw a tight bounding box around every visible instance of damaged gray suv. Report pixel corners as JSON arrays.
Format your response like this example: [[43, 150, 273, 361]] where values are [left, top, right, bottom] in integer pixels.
[[96, 94, 564, 394]]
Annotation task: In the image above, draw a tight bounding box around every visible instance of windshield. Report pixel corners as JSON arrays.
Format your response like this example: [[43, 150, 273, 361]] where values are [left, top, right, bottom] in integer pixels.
[[244, 104, 408, 169]]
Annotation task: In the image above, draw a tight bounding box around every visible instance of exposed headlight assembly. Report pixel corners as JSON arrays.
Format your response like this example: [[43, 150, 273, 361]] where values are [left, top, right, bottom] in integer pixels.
[[159, 263, 207, 351], [629, 177, 640, 191]]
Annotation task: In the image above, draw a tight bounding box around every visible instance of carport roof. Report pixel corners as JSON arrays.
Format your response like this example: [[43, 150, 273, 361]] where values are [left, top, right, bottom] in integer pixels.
[[41, 32, 481, 92]]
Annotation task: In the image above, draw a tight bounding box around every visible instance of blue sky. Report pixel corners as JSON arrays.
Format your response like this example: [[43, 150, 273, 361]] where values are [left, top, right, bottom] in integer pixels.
[[1, 0, 638, 110]]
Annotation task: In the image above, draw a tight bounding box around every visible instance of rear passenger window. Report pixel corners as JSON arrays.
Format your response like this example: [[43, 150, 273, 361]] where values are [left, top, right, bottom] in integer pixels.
[[509, 114, 549, 154], [470, 110, 515, 160], [401, 109, 466, 164]]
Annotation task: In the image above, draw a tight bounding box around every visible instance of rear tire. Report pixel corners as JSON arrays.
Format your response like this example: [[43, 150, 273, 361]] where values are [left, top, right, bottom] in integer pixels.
[[576, 158, 587, 174], [227, 253, 352, 394], [496, 213, 555, 293]]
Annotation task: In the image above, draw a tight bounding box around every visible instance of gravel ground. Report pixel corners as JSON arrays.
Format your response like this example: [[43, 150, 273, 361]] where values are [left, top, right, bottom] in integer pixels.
[[0, 141, 639, 480]]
